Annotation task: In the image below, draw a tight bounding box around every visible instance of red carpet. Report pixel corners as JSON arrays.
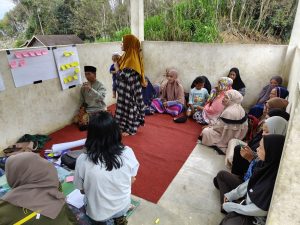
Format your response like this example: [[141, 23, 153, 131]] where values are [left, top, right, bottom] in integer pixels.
[[43, 107, 202, 203]]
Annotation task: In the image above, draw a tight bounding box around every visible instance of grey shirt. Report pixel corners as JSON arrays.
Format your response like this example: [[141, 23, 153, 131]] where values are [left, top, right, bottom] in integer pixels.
[[80, 80, 106, 113]]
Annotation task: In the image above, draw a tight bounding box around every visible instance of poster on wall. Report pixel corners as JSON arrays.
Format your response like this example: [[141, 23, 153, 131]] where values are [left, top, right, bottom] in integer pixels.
[[52, 45, 82, 90], [6, 47, 58, 87], [0, 72, 5, 91]]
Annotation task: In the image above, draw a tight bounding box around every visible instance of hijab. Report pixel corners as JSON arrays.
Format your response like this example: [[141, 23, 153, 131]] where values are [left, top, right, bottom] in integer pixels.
[[248, 134, 285, 211], [268, 108, 290, 121], [265, 116, 288, 135], [2, 152, 65, 219], [118, 34, 146, 87], [220, 89, 247, 122], [207, 77, 233, 103], [228, 68, 246, 91], [161, 69, 185, 105], [267, 97, 289, 111], [275, 86, 289, 99], [257, 76, 283, 104]]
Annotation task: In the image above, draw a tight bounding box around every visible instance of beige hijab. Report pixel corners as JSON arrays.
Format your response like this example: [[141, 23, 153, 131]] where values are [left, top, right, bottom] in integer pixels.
[[220, 89, 246, 120], [160, 69, 185, 105], [2, 152, 65, 219]]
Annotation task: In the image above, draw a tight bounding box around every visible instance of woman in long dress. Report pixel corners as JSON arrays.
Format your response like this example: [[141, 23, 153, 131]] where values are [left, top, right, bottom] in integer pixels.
[[115, 34, 146, 136]]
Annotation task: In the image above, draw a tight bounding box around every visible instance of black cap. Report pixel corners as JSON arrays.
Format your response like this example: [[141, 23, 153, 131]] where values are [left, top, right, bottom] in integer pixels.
[[84, 66, 96, 73]]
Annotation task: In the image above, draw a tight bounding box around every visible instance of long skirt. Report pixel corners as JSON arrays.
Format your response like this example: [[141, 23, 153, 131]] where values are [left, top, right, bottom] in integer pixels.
[[115, 69, 145, 135], [151, 98, 183, 116]]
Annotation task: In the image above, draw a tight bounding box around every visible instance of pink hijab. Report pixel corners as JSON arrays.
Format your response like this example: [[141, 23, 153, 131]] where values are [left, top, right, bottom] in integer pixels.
[[160, 69, 185, 105], [220, 89, 246, 120]]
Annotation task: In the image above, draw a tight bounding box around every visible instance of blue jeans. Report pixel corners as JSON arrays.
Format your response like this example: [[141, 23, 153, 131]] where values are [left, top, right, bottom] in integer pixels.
[[89, 204, 129, 225]]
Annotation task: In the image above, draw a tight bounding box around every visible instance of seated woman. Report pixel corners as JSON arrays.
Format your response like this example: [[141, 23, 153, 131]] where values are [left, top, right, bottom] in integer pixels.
[[151, 69, 185, 116], [214, 117, 287, 211], [201, 89, 248, 154], [227, 114, 288, 176], [194, 77, 233, 125], [248, 76, 283, 118], [249, 85, 289, 119], [219, 134, 285, 225], [74, 112, 139, 225], [228, 67, 246, 96], [0, 152, 78, 225]]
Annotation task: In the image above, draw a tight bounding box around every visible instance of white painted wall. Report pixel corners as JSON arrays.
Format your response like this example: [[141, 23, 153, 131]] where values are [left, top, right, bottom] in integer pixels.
[[0, 42, 288, 150]]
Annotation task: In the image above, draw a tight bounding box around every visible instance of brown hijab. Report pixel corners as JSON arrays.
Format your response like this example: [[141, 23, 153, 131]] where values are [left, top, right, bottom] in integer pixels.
[[118, 34, 146, 87], [2, 152, 65, 219], [160, 69, 185, 105], [267, 97, 289, 110]]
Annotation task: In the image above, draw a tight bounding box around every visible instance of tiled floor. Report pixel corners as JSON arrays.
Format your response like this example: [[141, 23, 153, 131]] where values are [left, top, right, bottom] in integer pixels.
[[128, 144, 226, 225]]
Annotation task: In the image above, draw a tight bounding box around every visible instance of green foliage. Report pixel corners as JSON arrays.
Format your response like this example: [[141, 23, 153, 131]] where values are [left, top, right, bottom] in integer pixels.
[[145, 0, 220, 42]]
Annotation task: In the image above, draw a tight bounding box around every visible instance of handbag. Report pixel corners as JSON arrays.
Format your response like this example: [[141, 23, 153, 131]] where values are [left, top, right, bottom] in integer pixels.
[[61, 149, 84, 170]]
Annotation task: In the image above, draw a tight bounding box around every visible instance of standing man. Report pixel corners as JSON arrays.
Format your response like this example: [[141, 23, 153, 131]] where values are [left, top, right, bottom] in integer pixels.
[[74, 66, 106, 130]]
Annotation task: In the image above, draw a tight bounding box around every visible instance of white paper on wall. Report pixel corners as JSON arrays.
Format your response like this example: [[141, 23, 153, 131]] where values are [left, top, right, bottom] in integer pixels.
[[0, 72, 5, 91], [6, 48, 58, 87], [52, 45, 82, 90]]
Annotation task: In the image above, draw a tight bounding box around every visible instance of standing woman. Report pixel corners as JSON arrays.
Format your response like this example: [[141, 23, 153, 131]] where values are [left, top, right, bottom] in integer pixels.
[[228, 68, 246, 96], [115, 34, 146, 136]]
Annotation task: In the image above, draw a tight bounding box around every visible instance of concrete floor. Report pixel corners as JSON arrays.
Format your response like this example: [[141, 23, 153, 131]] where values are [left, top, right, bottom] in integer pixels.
[[128, 143, 226, 225]]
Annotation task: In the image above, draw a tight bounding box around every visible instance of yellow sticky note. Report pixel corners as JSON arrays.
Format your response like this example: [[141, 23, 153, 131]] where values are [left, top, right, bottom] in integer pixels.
[[63, 78, 69, 84], [74, 68, 80, 74], [63, 52, 70, 57], [155, 218, 160, 224], [73, 75, 78, 80], [48, 153, 54, 157], [74, 61, 79, 66], [60, 65, 66, 71], [67, 76, 73, 82], [65, 64, 71, 69]]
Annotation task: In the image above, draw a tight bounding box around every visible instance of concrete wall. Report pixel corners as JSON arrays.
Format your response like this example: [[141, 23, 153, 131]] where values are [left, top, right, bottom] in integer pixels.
[[0, 42, 288, 150], [267, 47, 300, 225], [142, 41, 287, 108]]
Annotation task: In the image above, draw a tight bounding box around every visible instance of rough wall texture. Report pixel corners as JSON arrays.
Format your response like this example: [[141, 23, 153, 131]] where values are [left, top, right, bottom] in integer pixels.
[[0, 42, 288, 150]]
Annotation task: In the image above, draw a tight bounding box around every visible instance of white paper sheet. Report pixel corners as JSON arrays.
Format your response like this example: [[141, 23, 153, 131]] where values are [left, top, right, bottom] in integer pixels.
[[52, 139, 86, 153], [66, 189, 85, 209]]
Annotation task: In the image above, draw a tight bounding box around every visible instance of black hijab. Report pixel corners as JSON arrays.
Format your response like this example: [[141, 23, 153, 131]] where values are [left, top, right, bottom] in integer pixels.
[[191, 76, 212, 93], [228, 68, 246, 91], [268, 108, 290, 121], [247, 134, 285, 211]]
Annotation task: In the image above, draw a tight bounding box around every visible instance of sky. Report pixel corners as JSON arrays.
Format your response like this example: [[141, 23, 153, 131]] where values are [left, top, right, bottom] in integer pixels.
[[0, 0, 16, 20]]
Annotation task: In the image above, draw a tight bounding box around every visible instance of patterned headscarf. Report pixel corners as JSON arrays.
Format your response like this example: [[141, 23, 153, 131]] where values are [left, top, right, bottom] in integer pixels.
[[207, 77, 233, 102], [118, 34, 146, 87]]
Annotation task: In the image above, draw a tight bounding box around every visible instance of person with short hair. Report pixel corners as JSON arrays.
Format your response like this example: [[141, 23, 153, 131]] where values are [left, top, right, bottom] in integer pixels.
[[110, 52, 121, 98], [74, 66, 106, 130], [74, 112, 139, 225]]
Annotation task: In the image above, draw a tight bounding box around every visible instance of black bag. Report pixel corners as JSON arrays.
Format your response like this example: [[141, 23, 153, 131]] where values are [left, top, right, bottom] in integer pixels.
[[61, 150, 84, 170]]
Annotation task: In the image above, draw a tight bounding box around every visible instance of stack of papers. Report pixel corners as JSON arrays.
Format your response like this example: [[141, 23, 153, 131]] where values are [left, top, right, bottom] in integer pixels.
[[66, 189, 84, 209]]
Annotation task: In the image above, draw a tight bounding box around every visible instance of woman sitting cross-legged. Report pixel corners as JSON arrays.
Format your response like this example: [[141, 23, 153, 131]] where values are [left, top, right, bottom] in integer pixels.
[[200, 89, 248, 154], [219, 134, 285, 225], [193, 77, 233, 125], [151, 69, 185, 117], [214, 115, 288, 214], [74, 112, 139, 225], [0, 152, 78, 225]]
